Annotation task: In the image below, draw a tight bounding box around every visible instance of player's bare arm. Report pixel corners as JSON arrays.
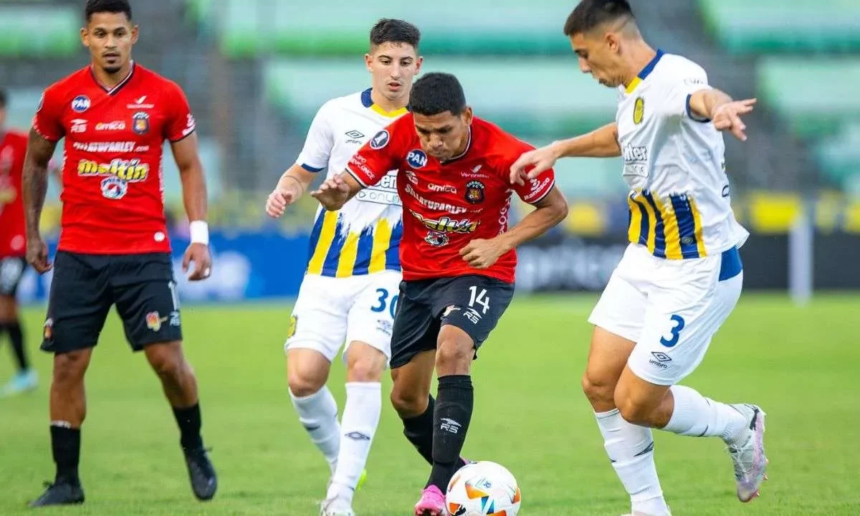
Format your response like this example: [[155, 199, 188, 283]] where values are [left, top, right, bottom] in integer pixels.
[[22, 129, 58, 274], [310, 171, 363, 211], [171, 133, 212, 281], [510, 123, 620, 184], [265, 164, 317, 218], [460, 186, 568, 269], [688, 89, 756, 142]]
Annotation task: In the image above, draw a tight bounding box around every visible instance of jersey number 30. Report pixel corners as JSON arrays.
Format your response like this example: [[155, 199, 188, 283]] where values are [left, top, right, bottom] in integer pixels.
[[371, 288, 398, 318]]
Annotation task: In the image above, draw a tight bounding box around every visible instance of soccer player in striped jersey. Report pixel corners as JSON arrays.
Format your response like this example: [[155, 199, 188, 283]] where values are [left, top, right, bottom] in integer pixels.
[[511, 2, 767, 515], [264, 19, 421, 516]]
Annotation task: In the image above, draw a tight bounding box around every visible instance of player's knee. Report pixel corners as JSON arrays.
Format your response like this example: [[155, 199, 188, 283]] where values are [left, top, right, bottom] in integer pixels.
[[0, 295, 17, 321], [581, 372, 615, 406], [390, 387, 423, 417], [53, 351, 89, 386], [435, 333, 473, 375], [288, 371, 325, 398], [616, 397, 652, 426], [345, 344, 386, 383]]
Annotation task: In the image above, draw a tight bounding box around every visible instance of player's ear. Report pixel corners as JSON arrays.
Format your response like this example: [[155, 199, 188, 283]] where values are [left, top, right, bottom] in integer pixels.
[[80, 27, 88, 47], [605, 31, 620, 53], [364, 52, 374, 73], [414, 55, 424, 74], [461, 107, 473, 126], [131, 24, 140, 44]]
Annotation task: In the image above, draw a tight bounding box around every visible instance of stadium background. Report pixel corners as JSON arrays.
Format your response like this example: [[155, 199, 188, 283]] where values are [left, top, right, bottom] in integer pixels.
[[2, 1, 859, 515]]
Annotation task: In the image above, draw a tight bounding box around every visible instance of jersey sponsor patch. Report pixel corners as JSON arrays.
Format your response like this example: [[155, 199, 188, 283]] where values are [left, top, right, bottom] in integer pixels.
[[370, 130, 390, 149]]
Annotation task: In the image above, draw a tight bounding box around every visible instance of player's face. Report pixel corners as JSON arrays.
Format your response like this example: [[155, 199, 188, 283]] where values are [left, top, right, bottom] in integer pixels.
[[570, 32, 625, 88], [82, 13, 139, 75], [413, 107, 473, 162], [366, 42, 422, 102]]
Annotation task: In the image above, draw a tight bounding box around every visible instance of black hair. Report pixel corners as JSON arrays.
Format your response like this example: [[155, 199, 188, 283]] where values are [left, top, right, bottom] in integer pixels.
[[370, 18, 421, 50], [408, 73, 467, 117], [0, 88, 6, 109], [85, 0, 132, 22], [564, 0, 635, 37]]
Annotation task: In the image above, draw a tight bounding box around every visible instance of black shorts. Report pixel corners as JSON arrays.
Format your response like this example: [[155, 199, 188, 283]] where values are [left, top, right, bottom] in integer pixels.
[[389, 274, 515, 369], [0, 256, 27, 297], [41, 251, 183, 354]]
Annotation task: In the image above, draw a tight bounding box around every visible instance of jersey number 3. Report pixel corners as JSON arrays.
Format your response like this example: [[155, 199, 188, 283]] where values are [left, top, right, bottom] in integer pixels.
[[659, 314, 686, 347]]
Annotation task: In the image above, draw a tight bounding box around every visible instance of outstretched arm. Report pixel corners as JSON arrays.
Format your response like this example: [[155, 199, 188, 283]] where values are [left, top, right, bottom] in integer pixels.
[[310, 171, 364, 211], [22, 129, 58, 273], [510, 123, 620, 184], [688, 89, 756, 141], [265, 164, 318, 218]]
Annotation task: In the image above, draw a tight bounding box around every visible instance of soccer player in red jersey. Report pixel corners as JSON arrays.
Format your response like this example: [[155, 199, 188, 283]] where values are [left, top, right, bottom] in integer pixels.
[[0, 88, 39, 397], [313, 72, 569, 516], [22, 0, 216, 506]]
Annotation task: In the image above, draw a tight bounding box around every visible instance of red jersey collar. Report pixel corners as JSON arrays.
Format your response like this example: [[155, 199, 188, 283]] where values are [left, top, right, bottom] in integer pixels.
[[89, 61, 136, 96]]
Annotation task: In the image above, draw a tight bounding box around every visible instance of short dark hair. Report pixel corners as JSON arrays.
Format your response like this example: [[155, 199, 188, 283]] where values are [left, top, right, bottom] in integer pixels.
[[85, 0, 132, 22], [370, 19, 421, 50], [564, 0, 634, 37], [0, 89, 6, 109], [409, 73, 467, 117]]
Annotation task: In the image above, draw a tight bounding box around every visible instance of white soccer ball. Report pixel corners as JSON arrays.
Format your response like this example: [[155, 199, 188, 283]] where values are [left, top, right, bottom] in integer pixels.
[[445, 461, 521, 516]]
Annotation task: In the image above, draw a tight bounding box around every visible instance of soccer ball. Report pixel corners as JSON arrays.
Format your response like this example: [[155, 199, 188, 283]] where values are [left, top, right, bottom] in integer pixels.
[[445, 461, 521, 516]]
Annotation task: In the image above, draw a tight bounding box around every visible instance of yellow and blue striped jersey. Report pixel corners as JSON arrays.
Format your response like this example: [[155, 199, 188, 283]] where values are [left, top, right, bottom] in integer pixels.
[[297, 89, 405, 277], [616, 50, 749, 259]]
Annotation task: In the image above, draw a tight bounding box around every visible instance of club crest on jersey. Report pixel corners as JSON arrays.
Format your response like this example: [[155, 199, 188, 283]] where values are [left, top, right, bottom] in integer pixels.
[[425, 231, 450, 247], [132, 112, 150, 135], [72, 95, 91, 113], [407, 150, 427, 169], [464, 180, 485, 204], [370, 130, 390, 150], [633, 97, 645, 125], [100, 177, 128, 200]]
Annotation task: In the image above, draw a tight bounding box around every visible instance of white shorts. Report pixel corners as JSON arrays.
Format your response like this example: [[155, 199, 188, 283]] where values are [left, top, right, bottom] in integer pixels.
[[588, 243, 743, 385], [285, 270, 401, 364]]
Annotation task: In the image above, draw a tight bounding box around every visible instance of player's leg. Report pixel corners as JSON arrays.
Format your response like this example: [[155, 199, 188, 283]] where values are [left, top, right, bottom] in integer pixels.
[[31, 252, 112, 507], [285, 275, 348, 475], [420, 276, 514, 509], [323, 272, 399, 511], [112, 253, 216, 501], [618, 249, 766, 503], [0, 257, 37, 396], [585, 248, 669, 516]]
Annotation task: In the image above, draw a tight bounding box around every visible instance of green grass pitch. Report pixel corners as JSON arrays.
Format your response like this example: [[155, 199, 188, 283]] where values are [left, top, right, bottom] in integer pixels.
[[1, 294, 859, 515]]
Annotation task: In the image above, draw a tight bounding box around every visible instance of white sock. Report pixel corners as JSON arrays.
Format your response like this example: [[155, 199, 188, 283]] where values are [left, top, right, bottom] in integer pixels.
[[664, 385, 747, 444], [290, 386, 341, 472], [596, 409, 670, 516], [327, 382, 381, 504]]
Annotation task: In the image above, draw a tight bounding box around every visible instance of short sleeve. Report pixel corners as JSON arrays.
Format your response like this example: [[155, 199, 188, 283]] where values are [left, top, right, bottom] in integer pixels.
[[164, 83, 196, 142], [664, 63, 712, 122], [296, 102, 336, 172], [509, 141, 556, 204], [32, 87, 65, 142], [346, 119, 405, 188]]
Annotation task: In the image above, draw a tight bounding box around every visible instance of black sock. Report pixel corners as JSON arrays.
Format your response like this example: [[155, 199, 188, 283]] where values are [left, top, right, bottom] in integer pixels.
[[173, 403, 203, 450], [402, 395, 436, 465], [7, 321, 28, 371], [50, 425, 81, 485], [427, 375, 474, 491]]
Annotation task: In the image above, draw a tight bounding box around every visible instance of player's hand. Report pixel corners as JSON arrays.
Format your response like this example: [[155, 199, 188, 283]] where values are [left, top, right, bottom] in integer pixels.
[[182, 243, 212, 281], [26, 234, 52, 274], [712, 98, 757, 142], [510, 144, 560, 186], [265, 186, 296, 219], [460, 238, 509, 269], [310, 176, 350, 211]]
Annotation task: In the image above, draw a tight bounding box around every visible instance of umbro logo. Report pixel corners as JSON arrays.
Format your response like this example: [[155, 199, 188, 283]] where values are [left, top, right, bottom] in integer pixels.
[[346, 130, 365, 139], [345, 431, 371, 441]]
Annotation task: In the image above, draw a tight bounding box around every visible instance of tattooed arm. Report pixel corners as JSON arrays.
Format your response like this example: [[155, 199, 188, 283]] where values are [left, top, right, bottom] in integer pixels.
[[23, 129, 58, 273]]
